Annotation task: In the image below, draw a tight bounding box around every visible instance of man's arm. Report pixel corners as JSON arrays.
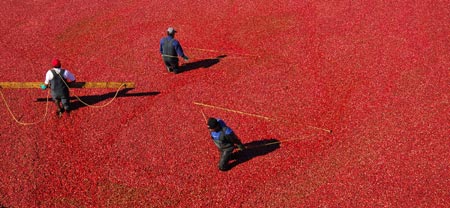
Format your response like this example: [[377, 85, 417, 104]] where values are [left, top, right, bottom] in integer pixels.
[[159, 38, 164, 54], [173, 40, 188, 61], [44, 70, 52, 85], [226, 132, 246, 150], [41, 70, 52, 89], [64, 70, 76, 82]]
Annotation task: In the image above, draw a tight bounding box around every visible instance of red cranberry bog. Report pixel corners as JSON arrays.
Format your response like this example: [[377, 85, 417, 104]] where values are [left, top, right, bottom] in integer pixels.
[[1, 1, 448, 207]]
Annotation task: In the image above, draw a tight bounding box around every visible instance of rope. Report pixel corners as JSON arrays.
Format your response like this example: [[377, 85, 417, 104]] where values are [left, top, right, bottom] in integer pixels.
[[200, 109, 208, 123], [0, 89, 50, 126], [161, 54, 202, 61], [57, 72, 126, 108], [68, 84, 126, 108], [1, 74, 126, 125], [161, 50, 252, 61], [161, 54, 179, 58], [256, 134, 317, 147], [193, 101, 332, 133], [185, 47, 261, 58], [198, 105, 318, 150], [239, 134, 318, 151], [68, 83, 125, 108], [194, 101, 272, 121]]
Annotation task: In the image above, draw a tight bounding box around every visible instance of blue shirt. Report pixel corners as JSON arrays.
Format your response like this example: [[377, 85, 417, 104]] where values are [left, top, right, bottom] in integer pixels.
[[159, 36, 186, 57], [210, 119, 233, 141]]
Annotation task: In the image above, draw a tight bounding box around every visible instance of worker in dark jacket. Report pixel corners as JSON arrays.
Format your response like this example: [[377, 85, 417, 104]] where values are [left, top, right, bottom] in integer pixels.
[[207, 117, 246, 171], [159, 27, 189, 74], [42, 58, 76, 117]]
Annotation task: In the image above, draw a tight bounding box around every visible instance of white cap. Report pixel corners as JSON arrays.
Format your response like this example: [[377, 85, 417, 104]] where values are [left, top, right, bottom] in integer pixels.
[[167, 27, 177, 34]]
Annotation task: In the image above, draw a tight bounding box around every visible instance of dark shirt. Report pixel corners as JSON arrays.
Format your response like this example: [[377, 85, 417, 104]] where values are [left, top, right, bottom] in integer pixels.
[[159, 36, 186, 58], [210, 119, 237, 150]]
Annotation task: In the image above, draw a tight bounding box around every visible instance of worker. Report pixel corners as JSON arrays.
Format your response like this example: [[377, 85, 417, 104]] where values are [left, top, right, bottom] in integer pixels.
[[41, 58, 76, 117], [159, 27, 189, 74], [207, 117, 246, 171]]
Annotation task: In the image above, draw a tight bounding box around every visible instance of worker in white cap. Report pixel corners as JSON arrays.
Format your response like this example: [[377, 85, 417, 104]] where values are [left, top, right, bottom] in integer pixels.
[[159, 27, 189, 74]]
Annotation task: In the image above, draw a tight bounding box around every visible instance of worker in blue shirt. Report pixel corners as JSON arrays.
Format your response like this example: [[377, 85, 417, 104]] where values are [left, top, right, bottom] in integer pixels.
[[159, 27, 189, 74], [207, 117, 246, 171]]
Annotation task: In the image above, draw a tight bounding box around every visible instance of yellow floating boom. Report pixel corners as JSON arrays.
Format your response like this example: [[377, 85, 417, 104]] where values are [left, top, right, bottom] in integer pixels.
[[0, 82, 135, 89]]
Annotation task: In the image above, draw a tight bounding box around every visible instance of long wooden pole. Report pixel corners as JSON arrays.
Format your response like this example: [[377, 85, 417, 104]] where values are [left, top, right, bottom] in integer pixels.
[[0, 82, 135, 89]]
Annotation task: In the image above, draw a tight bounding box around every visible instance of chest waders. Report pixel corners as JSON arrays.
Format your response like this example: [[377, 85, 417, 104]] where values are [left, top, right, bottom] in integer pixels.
[[212, 127, 235, 150], [50, 69, 69, 99], [50, 69, 71, 115]]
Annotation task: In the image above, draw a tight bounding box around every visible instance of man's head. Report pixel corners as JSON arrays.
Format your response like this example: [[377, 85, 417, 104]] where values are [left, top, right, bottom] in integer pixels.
[[167, 27, 177, 36], [207, 117, 220, 132], [52, 58, 61, 68]]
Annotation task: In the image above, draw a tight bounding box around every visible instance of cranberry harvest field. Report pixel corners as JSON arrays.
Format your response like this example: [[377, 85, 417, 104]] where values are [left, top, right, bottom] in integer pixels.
[[0, 1, 448, 207]]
